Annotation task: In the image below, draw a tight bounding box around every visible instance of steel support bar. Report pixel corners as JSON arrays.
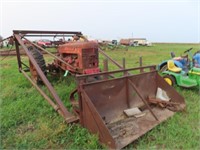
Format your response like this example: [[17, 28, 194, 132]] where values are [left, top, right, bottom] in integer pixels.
[[14, 34, 75, 122], [77, 65, 156, 79], [21, 70, 60, 114], [14, 37, 22, 71], [21, 69, 79, 123], [22, 34, 78, 37], [99, 49, 124, 69], [128, 79, 159, 121], [0, 36, 13, 42], [13, 30, 82, 35]]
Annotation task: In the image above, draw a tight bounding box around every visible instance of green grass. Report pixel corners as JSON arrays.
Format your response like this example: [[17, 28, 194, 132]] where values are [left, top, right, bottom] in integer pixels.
[[0, 43, 200, 149]]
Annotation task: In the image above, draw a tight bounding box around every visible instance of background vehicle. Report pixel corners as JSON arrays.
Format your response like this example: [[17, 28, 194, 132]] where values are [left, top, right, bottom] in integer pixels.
[[163, 65, 200, 88], [158, 48, 200, 72], [36, 39, 52, 48], [159, 48, 200, 88]]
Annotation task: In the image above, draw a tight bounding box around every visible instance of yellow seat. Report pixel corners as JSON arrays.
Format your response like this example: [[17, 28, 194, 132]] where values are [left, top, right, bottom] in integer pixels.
[[167, 60, 182, 72]]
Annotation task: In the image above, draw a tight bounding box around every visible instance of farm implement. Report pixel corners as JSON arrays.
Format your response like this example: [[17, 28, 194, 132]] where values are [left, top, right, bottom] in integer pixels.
[[158, 48, 200, 88], [1, 30, 186, 149]]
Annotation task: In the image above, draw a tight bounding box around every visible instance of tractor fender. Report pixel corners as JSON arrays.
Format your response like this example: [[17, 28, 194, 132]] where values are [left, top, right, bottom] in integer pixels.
[[158, 60, 183, 70], [157, 60, 168, 70]]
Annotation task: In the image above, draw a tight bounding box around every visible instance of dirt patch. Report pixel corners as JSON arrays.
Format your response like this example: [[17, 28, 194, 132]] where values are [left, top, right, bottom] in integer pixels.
[[16, 123, 35, 135]]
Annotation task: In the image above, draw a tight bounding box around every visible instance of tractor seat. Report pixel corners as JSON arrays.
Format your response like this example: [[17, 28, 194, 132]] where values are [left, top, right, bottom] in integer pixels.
[[167, 60, 182, 73]]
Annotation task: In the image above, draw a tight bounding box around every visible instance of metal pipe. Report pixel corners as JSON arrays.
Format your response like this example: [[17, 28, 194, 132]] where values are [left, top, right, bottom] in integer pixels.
[[99, 49, 124, 69], [77, 65, 156, 79], [22, 34, 77, 37], [13, 30, 82, 35], [128, 79, 159, 121], [21, 69, 78, 123], [14, 37, 22, 71], [20, 69, 61, 115], [14, 34, 75, 122], [81, 70, 157, 86]]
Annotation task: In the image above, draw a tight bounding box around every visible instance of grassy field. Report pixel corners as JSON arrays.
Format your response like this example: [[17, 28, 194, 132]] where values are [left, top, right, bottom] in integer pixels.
[[0, 43, 200, 149]]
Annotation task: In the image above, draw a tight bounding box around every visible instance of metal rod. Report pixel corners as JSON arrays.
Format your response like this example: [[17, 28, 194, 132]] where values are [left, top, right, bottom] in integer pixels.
[[14, 37, 22, 71], [14, 34, 75, 121], [13, 30, 82, 35], [23, 34, 77, 37], [20, 69, 62, 116], [21, 69, 79, 123], [21, 61, 29, 69], [128, 79, 159, 121], [123, 58, 130, 108], [81, 70, 157, 86], [77, 65, 156, 79], [0, 36, 13, 42], [99, 49, 124, 69]]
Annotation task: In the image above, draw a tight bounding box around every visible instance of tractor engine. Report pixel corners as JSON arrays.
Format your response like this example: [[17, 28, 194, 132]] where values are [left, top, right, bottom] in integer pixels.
[[54, 41, 100, 74]]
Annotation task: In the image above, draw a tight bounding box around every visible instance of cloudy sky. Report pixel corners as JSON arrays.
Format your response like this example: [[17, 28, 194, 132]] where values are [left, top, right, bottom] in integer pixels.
[[0, 0, 199, 42]]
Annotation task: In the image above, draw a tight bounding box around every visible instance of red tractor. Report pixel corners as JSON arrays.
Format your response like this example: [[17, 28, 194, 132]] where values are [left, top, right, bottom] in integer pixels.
[[53, 41, 100, 74]]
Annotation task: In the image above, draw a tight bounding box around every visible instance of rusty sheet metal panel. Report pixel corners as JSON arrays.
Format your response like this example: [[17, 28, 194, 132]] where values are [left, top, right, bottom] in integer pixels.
[[77, 70, 185, 149], [57, 41, 99, 74]]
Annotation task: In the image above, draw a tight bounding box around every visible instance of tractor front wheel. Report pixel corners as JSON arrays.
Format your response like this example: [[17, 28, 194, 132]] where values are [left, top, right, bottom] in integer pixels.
[[163, 75, 176, 86]]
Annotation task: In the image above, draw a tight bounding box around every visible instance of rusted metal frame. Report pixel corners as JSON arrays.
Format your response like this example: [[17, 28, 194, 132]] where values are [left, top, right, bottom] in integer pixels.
[[20, 69, 63, 117], [77, 84, 84, 124], [128, 79, 159, 121], [123, 58, 130, 108], [23, 34, 77, 37], [13, 30, 82, 35], [22, 36, 78, 71], [77, 65, 156, 80], [0, 36, 13, 42], [21, 61, 30, 69], [80, 70, 157, 86], [14, 37, 22, 71], [81, 90, 116, 148], [14, 34, 76, 123]]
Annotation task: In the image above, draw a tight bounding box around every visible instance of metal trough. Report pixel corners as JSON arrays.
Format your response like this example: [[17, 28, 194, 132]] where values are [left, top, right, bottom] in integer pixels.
[[76, 66, 186, 149]]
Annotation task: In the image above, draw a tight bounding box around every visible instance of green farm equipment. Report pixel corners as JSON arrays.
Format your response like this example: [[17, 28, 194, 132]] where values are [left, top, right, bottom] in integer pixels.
[[162, 60, 200, 88]]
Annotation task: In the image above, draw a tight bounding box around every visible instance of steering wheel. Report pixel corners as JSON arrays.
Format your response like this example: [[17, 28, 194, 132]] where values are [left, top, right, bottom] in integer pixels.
[[184, 48, 193, 54]]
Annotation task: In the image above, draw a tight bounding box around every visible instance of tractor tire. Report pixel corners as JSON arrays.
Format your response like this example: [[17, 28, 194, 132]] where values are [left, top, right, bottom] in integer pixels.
[[28, 46, 47, 84], [163, 75, 176, 86]]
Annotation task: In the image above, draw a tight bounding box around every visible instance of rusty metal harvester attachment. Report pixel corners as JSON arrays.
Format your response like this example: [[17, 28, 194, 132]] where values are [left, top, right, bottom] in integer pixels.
[[1, 30, 186, 149], [75, 66, 186, 149]]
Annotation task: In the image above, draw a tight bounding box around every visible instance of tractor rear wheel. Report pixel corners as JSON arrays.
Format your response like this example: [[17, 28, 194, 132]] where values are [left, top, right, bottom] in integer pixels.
[[28, 46, 47, 84], [163, 75, 176, 86]]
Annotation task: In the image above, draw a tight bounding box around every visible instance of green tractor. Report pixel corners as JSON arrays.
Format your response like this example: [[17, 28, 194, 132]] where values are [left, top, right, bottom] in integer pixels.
[[158, 48, 200, 88], [163, 64, 200, 88]]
